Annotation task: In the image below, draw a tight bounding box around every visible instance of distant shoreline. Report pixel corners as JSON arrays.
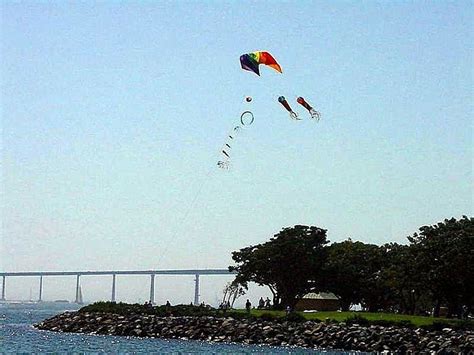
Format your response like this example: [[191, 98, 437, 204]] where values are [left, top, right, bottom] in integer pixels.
[[34, 311, 474, 353]]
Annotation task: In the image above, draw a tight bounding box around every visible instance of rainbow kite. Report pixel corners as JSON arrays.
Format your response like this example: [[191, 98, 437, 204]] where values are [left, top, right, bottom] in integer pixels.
[[240, 51, 282, 76]]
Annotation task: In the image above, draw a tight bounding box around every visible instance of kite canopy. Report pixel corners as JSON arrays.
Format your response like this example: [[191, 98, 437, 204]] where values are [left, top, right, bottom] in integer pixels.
[[240, 51, 282, 76]]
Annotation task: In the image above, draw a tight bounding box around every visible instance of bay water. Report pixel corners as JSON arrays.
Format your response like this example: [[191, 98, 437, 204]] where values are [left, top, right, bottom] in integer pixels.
[[1, 302, 352, 353]]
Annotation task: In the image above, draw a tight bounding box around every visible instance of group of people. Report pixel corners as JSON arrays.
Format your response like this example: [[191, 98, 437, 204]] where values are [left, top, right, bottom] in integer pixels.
[[244, 297, 272, 314], [143, 298, 276, 315], [258, 297, 272, 309], [143, 301, 154, 309], [219, 300, 231, 312]]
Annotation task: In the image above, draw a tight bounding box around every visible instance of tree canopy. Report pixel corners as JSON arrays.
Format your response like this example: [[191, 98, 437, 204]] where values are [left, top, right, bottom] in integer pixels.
[[407, 216, 474, 317], [322, 240, 382, 311], [229, 216, 473, 318], [229, 225, 328, 308]]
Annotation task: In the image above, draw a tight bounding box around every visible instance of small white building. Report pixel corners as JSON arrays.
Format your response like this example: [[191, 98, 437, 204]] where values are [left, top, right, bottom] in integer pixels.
[[294, 292, 340, 311]]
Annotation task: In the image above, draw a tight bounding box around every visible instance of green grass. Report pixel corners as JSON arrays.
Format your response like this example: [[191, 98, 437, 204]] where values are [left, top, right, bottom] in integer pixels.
[[302, 311, 441, 326], [79, 302, 472, 329], [232, 309, 472, 328], [238, 309, 286, 318]]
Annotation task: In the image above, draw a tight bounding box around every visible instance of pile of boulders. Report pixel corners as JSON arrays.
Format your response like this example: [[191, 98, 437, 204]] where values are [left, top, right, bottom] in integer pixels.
[[34, 311, 474, 353]]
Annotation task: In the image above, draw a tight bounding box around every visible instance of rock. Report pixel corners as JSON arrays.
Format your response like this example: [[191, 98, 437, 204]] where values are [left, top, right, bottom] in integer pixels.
[[32, 310, 474, 353], [221, 319, 233, 327], [441, 340, 451, 348], [132, 328, 143, 336]]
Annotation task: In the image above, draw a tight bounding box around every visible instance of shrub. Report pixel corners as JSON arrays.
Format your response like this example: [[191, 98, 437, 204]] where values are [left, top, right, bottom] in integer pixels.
[[422, 320, 453, 331], [259, 312, 279, 322], [226, 311, 253, 320], [344, 315, 414, 328], [370, 319, 414, 328], [345, 315, 370, 326], [452, 320, 474, 331], [421, 320, 474, 331], [79, 302, 218, 317], [285, 312, 306, 323], [79, 301, 144, 315], [398, 320, 415, 328]]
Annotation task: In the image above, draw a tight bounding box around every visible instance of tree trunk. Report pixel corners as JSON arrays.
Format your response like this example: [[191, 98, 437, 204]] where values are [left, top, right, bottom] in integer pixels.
[[268, 286, 280, 309], [368, 304, 378, 313], [447, 302, 462, 319], [340, 299, 351, 311], [433, 299, 441, 318]]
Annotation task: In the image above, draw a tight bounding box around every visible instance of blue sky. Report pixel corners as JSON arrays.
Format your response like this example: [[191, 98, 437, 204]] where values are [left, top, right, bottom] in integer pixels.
[[1, 1, 472, 303]]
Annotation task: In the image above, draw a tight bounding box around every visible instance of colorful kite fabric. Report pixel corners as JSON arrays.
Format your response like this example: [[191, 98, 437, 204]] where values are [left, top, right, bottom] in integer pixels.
[[297, 97, 321, 121], [278, 96, 299, 120], [240, 51, 282, 76]]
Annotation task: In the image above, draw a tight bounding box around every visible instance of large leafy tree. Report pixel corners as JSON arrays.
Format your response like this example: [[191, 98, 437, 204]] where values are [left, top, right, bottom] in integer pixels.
[[322, 240, 383, 311], [378, 243, 434, 315], [407, 216, 474, 318], [378, 243, 415, 313], [229, 225, 328, 309]]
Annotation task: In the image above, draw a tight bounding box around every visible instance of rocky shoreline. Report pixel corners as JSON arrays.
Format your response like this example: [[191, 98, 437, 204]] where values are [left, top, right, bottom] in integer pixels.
[[34, 311, 474, 353]]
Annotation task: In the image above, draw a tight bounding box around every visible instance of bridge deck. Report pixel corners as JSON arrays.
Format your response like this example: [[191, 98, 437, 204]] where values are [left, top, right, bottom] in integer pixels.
[[0, 269, 236, 277]]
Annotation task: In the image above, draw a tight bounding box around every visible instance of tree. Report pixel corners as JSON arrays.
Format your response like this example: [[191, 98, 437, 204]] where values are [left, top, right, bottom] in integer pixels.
[[229, 225, 328, 309], [322, 239, 383, 311], [222, 281, 245, 308], [407, 216, 474, 318], [378, 243, 434, 315]]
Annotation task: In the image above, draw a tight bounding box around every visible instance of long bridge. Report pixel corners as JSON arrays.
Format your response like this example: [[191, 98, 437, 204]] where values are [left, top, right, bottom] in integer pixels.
[[0, 269, 236, 305]]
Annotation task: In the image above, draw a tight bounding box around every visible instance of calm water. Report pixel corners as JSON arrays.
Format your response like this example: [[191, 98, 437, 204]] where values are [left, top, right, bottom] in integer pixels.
[[0, 303, 352, 353]]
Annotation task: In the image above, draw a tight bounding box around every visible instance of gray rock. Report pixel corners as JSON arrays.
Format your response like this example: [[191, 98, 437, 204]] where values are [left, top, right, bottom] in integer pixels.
[[33, 311, 474, 353], [132, 328, 143, 336]]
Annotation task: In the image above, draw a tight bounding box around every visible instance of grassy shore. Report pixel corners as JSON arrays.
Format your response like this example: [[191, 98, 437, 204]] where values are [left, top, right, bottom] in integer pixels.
[[243, 309, 470, 327], [79, 302, 472, 330]]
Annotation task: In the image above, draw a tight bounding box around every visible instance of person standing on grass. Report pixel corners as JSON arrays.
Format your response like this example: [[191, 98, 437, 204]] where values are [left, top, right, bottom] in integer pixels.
[[245, 299, 251, 314]]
